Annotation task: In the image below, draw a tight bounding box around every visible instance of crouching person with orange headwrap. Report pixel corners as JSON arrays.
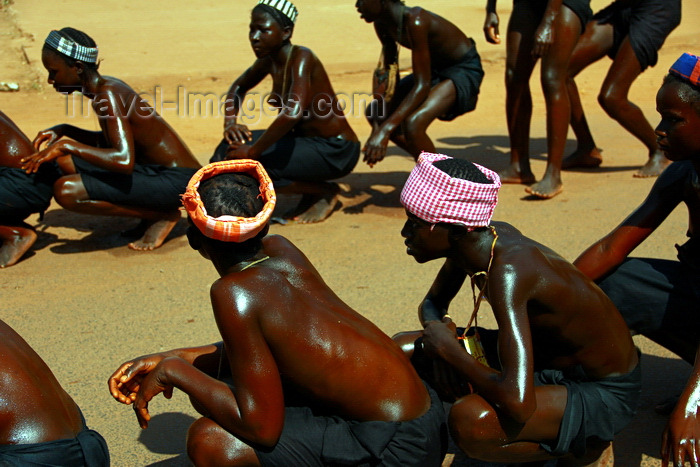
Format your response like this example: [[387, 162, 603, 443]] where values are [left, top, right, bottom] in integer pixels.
[[108, 160, 447, 466], [393, 152, 641, 464]]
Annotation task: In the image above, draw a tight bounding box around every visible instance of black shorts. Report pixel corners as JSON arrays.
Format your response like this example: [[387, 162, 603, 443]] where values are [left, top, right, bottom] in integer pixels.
[[253, 382, 447, 467], [0, 165, 58, 221], [593, 0, 681, 70], [73, 157, 197, 211], [597, 256, 700, 363], [211, 132, 360, 188], [536, 362, 641, 458], [0, 423, 110, 466], [395, 44, 484, 122], [514, 0, 593, 33]]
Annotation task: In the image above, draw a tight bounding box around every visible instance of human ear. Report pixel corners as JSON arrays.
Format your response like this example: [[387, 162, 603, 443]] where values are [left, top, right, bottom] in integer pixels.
[[186, 226, 202, 251]]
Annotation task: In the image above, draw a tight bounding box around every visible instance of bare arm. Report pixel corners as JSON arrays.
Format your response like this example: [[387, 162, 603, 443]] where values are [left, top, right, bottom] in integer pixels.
[[662, 343, 700, 466], [419, 259, 468, 327], [223, 63, 268, 145], [364, 10, 434, 163], [423, 261, 537, 424], [23, 89, 137, 174], [33, 124, 106, 150], [574, 163, 686, 280]]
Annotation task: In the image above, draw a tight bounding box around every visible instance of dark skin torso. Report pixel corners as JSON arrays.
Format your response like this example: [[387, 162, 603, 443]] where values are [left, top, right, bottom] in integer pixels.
[[429, 222, 637, 382], [374, 6, 473, 71], [212, 235, 428, 421], [0, 319, 83, 444], [111, 234, 429, 449], [224, 11, 358, 159]]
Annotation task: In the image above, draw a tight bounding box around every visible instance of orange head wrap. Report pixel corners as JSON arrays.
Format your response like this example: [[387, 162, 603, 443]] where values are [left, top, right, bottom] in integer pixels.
[[181, 160, 276, 242]]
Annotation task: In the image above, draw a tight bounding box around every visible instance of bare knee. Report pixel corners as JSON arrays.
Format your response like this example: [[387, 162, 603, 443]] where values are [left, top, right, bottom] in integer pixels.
[[540, 68, 568, 99], [187, 418, 260, 467], [448, 396, 503, 460], [597, 86, 627, 118], [53, 176, 87, 210]]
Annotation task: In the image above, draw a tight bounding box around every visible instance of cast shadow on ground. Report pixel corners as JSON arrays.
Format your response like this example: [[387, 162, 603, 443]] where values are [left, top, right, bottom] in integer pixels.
[[436, 135, 640, 175], [32, 209, 189, 255], [444, 353, 691, 466], [138, 412, 196, 466]]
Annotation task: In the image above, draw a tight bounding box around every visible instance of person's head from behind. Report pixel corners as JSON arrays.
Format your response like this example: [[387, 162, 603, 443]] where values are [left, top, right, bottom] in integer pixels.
[[399, 152, 501, 263], [250, 0, 298, 57], [656, 53, 700, 162], [41, 27, 98, 93], [182, 160, 277, 263]]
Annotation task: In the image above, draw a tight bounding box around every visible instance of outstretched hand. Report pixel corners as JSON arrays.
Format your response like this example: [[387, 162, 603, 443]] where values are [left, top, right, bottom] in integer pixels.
[[21, 144, 68, 174], [662, 397, 700, 466], [109, 355, 177, 429], [363, 129, 390, 168]]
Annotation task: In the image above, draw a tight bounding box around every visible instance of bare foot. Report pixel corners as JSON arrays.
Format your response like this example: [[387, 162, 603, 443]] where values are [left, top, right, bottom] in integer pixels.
[[128, 214, 180, 251], [562, 147, 603, 169], [293, 194, 341, 224], [525, 178, 563, 199], [0, 226, 37, 268], [634, 151, 671, 178], [498, 166, 536, 184]]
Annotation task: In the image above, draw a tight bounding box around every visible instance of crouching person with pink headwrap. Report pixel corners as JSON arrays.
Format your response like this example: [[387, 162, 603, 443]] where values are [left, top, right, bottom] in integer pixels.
[[108, 160, 447, 466], [393, 152, 641, 465]]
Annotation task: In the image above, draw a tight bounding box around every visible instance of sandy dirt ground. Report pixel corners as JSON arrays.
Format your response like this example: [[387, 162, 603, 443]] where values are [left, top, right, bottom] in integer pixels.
[[1, 1, 699, 465]]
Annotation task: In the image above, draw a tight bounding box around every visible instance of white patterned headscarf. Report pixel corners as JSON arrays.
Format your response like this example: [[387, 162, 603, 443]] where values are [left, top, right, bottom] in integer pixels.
[[257, 0, 298, 24], [44, 30, 98, 64]]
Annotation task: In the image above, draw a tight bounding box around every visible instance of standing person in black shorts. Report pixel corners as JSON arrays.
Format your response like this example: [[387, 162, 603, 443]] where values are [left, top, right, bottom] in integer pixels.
[[484, 0, 592, 199], [356, 0, 483, 167], [213, 0, 360, 224], [22, 27, 201, 251], [564, 0, 682, 177]]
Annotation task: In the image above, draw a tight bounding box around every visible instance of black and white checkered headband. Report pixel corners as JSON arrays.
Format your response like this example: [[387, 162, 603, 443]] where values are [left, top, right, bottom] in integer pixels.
[[257, 0, 298, 24], [44, 30, 98, 64]]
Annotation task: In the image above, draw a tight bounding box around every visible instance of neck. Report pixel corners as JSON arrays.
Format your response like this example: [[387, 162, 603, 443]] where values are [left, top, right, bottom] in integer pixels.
[[211, 247, 267, 277], [80, 70, 102, 98], [453, 227, 497, 275]]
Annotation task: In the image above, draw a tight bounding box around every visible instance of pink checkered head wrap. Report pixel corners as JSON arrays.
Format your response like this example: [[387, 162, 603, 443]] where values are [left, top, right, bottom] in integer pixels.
[[182, 160, 276, 242], [400, 152, 501, 229]]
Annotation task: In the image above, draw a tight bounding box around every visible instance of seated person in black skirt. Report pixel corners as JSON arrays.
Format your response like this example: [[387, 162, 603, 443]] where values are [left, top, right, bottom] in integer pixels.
[[575, 53, 700, 466], [0, 318, 109, 466], [213, 0, 360, 224], [109, 160, 446, 466], [0, 110, 59, 267], [393, 152, 641, 464], [22, 27, 201, 251]]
